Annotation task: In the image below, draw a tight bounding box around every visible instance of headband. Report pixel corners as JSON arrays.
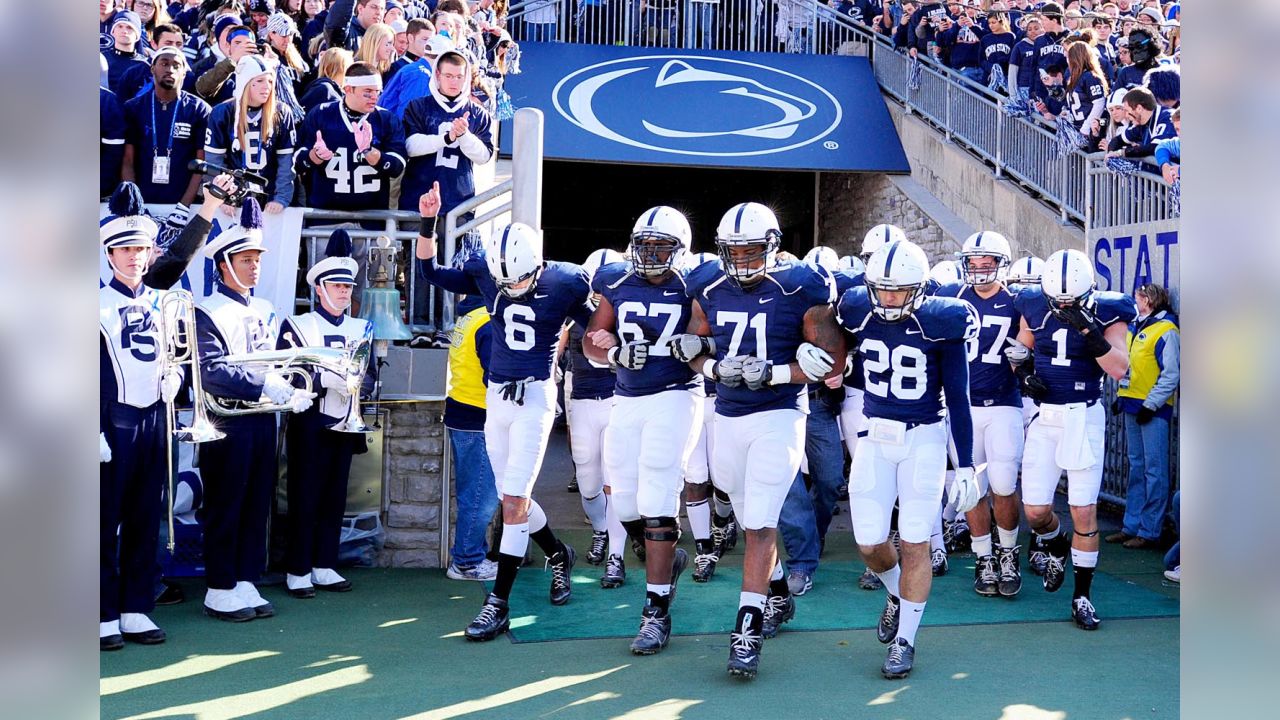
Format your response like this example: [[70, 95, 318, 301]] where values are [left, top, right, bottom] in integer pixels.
[[345, 75, 382, 88]]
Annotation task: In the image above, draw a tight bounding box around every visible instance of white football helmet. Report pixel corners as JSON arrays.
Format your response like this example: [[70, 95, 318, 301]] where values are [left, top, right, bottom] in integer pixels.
[[1040, 249, 1095, 309], [959, 230, 1013, 285], [865, 240, 930, 322], [861, 223, 907, 262], [683, 251, 718, 270], [630, 206, 691, 277], [837, 254, 866, 275], [802, 245, 840, 271], [930, 259, 963, 285], [484, 222, 543, 300], [1006, 255, 1045, 290], [716, 202, 781, 286], [582, 247, 624, 282]]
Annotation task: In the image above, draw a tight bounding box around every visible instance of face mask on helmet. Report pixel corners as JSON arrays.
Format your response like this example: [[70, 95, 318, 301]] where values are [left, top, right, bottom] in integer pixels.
[[865, 241, 929, 322], [718, 238, 778, 286], [630, 233, 684, 277], [1041, 249, 1095, 316], [485, 223, 544, 301], [496, 266, 541, 300]]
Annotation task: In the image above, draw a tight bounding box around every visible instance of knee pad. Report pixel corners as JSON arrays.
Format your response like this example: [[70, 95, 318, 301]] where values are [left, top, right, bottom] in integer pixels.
[[896, 500, 937, 544], [643, 516, 679, 542]]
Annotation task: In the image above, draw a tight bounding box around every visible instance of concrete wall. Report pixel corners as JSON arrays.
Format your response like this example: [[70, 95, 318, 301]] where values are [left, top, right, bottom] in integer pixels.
[[379, 401, 447, 568]]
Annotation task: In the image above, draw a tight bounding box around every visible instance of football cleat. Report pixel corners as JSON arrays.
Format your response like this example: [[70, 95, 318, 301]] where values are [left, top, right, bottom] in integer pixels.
[[997, 545, 1023, 597], [859, 568, 884, 591], [629, 604, 672, 655], [877, 594, 901, 644], [692, 551, 718, 583], [547, 545, 576, 605], [761, 593, 796, 639], [882, 637, 915, 679], [464, 594, 510, 641], [931, 547, 949, 577], [600, 553, 625, 589], [631, 537, 647, 562], [727, 621, 763, 679], [1071, 596, 1101, 631], [1042, 551, 1067, 593], [585, 531, 608, 565], [1028, 536, 1049, 576], [943, 518, 972, 553], [718, 517, 739, 556], [974, 554, 999, 597], [668, 548, 689, 605]]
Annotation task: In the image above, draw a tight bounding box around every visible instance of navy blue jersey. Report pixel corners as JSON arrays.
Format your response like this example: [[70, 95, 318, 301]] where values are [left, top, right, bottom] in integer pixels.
[[293, 101, 407, 211], [419, 257, 593, 383], [691, 262, 835, 418], [1011, 37, 1039, 91], [399, 92, 495, 219], [101, 87, 126, 198], [1114, 63, 1149, 90], [123, 91, 211, 204], [204, 100, 298, 206], [593, 263, 700, 398], [567, 323, 616, 400], [1066, 70, 1106, 127], [942, 25, 986, 70], [836, 287, 978, 465], [1119, 105, 1177, 157], [937, 283, 1022, 407], [1014, 288, 1137, 405]]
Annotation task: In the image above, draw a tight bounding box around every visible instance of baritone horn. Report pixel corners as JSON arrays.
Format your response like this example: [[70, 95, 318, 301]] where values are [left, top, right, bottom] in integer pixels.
[[329, 325, 374, 434]]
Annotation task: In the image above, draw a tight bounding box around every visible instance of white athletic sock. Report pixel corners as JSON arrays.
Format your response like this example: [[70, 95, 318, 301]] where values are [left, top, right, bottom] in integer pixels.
[[1071, 549, 1099, 568], [581, 492, 608, 532], [941, 502, 957, 523], [713, 493, 734, 519], [686, 498, 712, 541], [739, 591, 766, 611], [647, 583, 672, 597], [930, 531, 945, 552], [897, 599, 926, 645], [770, 561, 784, 581], [933, 504, 944, 537], [971, 533, 993, 557], [997, 526, 1019, 549], [605, 494, 627, 557], [527, 501, 548, 533], [1038, 521, 1061, 540], [499, 522, 530, 557], [876, 564, 901, 597]]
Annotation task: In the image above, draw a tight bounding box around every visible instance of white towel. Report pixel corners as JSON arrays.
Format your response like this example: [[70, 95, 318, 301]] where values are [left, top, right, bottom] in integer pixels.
[[1054, 402, 1096, 471]]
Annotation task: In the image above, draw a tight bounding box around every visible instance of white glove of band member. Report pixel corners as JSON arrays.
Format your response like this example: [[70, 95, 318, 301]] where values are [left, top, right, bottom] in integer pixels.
[[287, 389, 318, 414], [262, 373, 295, 405], [100, 432, 112, 463], [608, 341, 649, 370], [796, 342, 835, 382], [668, 334, 715, 363], [1003, 339, 1031, 365], [949, 467, 981, 513], [714, 356, 745, 387], [160, 369, 182, 404], [319, 370, 348, 393]]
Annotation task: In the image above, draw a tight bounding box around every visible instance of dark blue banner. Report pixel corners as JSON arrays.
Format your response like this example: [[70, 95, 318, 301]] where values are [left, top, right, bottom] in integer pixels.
[[499, 43, 909, 173]]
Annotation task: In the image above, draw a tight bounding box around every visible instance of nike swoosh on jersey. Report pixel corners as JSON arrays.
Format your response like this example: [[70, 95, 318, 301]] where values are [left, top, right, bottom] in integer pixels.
[[533, 293, 549, 299], [663, 291, 679, 296], [758, 298, 774, 304], [992, 303, 1008, 309], [905, 329, 921, 335]]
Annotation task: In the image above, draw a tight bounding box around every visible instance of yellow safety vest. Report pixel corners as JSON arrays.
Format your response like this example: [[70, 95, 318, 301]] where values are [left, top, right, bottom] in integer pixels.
[[1118, 314, 1177, 406], [446, 306, 490, 409]]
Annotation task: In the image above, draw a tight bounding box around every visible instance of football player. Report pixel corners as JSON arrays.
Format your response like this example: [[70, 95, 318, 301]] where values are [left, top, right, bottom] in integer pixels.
[[414, 185, 592, 641], [196, 198, 317, 623], [99, 176, 239, 650], [937, 231, 1027, 598], [1008, 249, 1136, 630], [836, 239, 980, 679], [668, 202, 846, 679], [581, 207, 704, 655], [859, 223, 906, 264]]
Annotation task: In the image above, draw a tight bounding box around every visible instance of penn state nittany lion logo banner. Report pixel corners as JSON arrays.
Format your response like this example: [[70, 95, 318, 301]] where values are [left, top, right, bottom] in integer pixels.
[[500, 43, 909, 173]]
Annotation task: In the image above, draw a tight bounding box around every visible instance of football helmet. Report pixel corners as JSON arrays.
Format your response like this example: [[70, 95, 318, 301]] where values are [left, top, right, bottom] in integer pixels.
[[838, 254, 866, 275], [683, 251, 719, 270], [485, 222, 543, 300], [930, 259, 963, 285], [1040, 249, 1095, 310], [630, 206, 691, 277], [802, 245, 840, 271], [865, 240, 930, 322], [582, 247, 624, 282], [861, 224, 907, 262], [959, 231, 1013, 286], [1006, 255, 1045, 290], [716, 202, 781, 286]]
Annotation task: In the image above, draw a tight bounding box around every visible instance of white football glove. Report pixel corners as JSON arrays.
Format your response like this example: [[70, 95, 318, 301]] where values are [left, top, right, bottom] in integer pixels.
[[1004, 339, 1031, 366], [262, 373, 295, 406], [668, 334, 715, 363], [740, 356, 773, 390], [287, 388, 318, 414], [160, 369, 182, 404], [715, 356, 745, 388], [796, 342, 835, 382], [608, 341, 649, 370], [100, 432, 112, 464], [949, 467, 981, 513]]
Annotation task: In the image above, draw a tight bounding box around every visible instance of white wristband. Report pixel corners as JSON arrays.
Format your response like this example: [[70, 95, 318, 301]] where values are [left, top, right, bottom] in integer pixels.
[[769, 364, 792, 386], [700, 359, 718, 381], [606, 346, 620, 369]]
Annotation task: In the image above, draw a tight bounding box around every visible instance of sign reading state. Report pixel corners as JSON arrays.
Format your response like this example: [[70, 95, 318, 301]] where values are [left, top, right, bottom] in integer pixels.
[[500, 43, 909, 173]]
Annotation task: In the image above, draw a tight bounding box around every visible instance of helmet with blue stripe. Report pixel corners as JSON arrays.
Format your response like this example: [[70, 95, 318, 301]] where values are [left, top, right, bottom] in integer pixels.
[[630, 206, 690, 277], [484, 222, 543, 300], [715, 202, 781, 286], [861, 223, 907, 262], [865, 239, 930, 322], [959, 230, 1012, 285]]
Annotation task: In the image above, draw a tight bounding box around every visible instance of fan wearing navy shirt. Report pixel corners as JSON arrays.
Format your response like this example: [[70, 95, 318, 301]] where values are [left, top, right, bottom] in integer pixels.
[[1008, 14, 1042, 98], [936, 231, 1027, 599], [1063, 42, 1110, 151], [938, 13, 987, 83], [122, 48, 211, 205], [293, 62, 406, 210], [399, 48, 494, 222], [581, 207, 704, 656], [1108, 86, 1177, 161], [835, 239, 980, 680], [413, 185, 593, 643], [105, 11, 151, 97], [1009, 249, 1136, 631], [668, 202, 846, 679], [102, 88, 127, 199], [204, 55, 299, 211], [980, 12, 1016, 86], [1032, 4, 1070, 98]]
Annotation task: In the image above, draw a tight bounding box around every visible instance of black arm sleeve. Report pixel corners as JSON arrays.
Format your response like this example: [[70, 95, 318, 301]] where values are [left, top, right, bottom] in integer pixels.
[[144, 215, 213, 290]]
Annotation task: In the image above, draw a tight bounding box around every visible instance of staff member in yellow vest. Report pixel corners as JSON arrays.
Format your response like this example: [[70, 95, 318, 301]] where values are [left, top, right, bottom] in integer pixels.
[[1108, 283, 1180, 549], [429, 182, 500, 582]]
